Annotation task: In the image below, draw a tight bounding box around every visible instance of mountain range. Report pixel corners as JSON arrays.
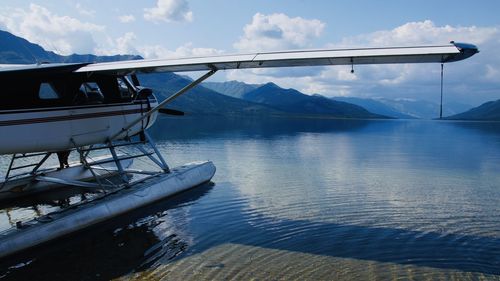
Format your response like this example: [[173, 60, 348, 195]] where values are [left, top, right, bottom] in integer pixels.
[[445, 99, 500, 121], [331, 97, 416, 119], [1, 29, 498, 120], [139, 73, 285, 116], [0, 30, 140, 64], [205, 80, 475, 119], [240, 82, 383, 118], [203, 81, 259, 100]]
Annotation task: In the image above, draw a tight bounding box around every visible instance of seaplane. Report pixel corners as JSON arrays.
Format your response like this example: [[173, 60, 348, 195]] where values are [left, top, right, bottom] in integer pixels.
[[0, 42, 478, 258]]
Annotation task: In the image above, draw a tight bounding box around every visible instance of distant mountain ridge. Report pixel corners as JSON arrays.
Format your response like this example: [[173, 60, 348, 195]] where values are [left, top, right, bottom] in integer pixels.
[[0, 30, 140, 64], [375, 98, 473, 119], [335, 97, 473, 119], [203, 81, 259, 99], [445, 99, 500, 121], [139, 73, 286, 116], [241, 82, 385, 118], [332, 97, 415, 119], [204, 79, 476, 119]]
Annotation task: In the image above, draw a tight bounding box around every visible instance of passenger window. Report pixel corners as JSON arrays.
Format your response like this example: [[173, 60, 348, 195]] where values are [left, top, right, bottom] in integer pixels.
[[81, 82, 101, 93], [39, 83, 60, 99]]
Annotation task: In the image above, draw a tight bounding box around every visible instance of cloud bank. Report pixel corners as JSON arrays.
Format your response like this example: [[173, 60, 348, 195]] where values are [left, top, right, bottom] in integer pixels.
[[0, 4, 103, 55], [234, 13, 325, 52]]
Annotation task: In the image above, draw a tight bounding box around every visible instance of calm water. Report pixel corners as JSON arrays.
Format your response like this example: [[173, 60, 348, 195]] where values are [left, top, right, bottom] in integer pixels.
[[1, 117, 500, 280]]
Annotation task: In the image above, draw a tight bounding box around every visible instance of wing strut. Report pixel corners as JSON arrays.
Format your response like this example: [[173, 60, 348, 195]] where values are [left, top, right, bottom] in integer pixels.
[[110, 68, 218, 141]]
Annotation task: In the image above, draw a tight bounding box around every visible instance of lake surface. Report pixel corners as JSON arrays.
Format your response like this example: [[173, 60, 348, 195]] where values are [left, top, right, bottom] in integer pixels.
[[1, 117, 500, 280]]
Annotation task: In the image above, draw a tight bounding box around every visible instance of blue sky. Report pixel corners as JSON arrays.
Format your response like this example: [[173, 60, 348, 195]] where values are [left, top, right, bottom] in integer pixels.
[[1, 0, 499, 105]]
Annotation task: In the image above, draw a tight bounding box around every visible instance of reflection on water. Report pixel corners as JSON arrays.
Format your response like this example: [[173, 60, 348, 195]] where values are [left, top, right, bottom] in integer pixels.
[[0, 183, 213, 280], [1, 117, 500, 280]]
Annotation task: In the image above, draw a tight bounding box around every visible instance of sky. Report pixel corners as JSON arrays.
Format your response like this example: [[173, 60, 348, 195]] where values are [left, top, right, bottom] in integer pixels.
[[1, 0, 499, 106]]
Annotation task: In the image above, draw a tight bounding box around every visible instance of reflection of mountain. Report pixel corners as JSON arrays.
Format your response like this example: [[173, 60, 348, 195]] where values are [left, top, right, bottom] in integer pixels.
[[148, 115, 373, 141], [0, 183, 213, 281], [445, 120, 500, 137], [445, 99, 500, 121]]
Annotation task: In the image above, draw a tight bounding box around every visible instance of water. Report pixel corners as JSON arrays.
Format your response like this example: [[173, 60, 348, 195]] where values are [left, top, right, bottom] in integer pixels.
[[1, 117, 499, 280]]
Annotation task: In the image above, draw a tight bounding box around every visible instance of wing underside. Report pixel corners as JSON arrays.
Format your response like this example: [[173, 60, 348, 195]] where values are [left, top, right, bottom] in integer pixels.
[[0, 43, 478, 76], [75, 43, 478, 75]]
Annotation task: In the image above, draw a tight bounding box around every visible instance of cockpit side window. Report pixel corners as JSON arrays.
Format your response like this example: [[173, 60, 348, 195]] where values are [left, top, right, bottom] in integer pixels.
[[118, 77, 134, 99], [0, 75, 39, 109], [39, 83, 61, 100]]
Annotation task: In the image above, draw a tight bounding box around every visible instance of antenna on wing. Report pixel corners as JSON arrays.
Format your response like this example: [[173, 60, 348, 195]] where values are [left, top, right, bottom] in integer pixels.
[[350, 57, 354, 74]]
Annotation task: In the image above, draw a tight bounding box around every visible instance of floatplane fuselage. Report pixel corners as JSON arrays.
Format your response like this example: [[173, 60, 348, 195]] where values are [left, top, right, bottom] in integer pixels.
[[0, 66, 158, 155]]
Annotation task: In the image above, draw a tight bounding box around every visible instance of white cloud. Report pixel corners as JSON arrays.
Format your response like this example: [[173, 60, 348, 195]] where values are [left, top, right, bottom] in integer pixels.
[[0, 4, 104, 55], [234, 13, 325, 52], [119, 14, 136, 23], [144, 0, 193, 23]]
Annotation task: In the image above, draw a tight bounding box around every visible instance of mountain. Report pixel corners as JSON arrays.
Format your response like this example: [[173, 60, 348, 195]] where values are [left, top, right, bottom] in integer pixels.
[[139, 74, 285, 116], [0, 30, 140, 64], [203, 80, 259, 99], [202, 79, 475, 119], [445, 99, 500, 121], [332, 97, 415, 119], [242, 83, 385, 119], [444, 101, 475, 116]]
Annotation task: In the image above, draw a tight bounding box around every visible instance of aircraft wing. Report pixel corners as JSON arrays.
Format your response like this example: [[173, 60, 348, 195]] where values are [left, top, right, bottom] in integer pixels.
[[76, 42, 478, 75]]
